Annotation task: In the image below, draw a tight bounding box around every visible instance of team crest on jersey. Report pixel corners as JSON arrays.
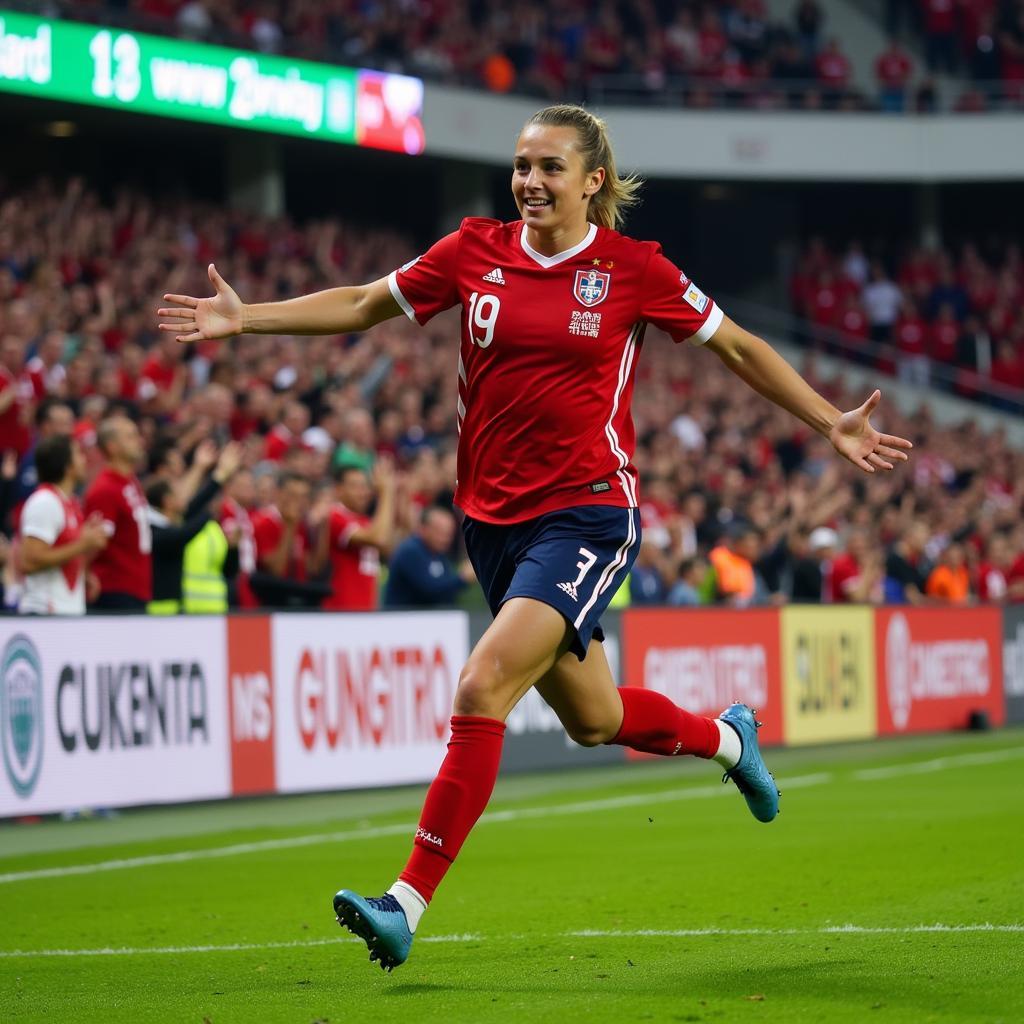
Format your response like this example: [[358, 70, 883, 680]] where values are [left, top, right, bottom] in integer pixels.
[[573, 268, 611, 307]]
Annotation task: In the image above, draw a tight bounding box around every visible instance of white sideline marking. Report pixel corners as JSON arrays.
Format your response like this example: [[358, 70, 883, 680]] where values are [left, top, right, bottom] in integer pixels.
[[0, 772, 829, 886], [852, 746, 1024, 781], [1, 924, 1019, 960], [0, 934, 482, 959], [1, 744, 1020, 887], [571, 924, 1024, 938]]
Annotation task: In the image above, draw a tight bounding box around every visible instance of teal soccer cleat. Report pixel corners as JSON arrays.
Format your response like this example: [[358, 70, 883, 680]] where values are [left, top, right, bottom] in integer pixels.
[[718, 702, 780, 823], [333, 890, 413, 972]]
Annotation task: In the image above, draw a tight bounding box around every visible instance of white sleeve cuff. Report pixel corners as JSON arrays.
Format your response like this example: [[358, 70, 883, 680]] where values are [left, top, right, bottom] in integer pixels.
[[387, 271, 417, 323], [688, 303, 724, 346]]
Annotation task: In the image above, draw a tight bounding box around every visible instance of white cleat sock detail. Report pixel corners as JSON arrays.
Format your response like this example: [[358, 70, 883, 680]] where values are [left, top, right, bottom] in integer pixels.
[[387, 881, 427, 933], [712, 718, 742, 770]]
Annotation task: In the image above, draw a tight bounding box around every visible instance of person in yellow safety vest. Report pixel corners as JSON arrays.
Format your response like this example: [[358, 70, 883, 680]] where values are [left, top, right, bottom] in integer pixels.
[[182, 518, 238, 613], [145, 442, 242, 615], [707, 523, 761, 606]]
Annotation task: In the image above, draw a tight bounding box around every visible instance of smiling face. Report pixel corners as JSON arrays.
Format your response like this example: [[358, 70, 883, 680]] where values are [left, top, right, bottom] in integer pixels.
[[512, 124, 605, 249]]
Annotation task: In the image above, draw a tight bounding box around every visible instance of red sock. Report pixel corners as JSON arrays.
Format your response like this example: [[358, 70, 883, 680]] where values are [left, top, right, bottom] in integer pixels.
[[609, 687, 719, 758], [399, 715, 506, 903]]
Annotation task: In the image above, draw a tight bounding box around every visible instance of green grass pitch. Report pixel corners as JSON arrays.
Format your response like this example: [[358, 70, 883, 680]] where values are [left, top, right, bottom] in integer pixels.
[[2, 729, 1022, 1023]]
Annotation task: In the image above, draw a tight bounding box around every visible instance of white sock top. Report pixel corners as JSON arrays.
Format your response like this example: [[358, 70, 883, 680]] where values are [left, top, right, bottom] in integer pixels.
[[712, 718, 742, 770], [388, 880, 427, 932]]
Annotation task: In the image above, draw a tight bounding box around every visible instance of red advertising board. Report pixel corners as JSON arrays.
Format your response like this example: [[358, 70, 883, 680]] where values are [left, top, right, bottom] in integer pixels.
[[875, 608, 1004, 734], [227, 616, 276, 795], [623, 608, 783, 747]]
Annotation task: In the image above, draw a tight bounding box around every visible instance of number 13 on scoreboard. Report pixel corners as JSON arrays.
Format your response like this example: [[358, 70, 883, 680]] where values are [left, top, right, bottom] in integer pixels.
[[89, 30, 142, 103]]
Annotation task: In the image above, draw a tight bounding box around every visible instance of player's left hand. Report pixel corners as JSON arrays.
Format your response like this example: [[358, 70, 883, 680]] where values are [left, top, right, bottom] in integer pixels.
[[829, 390, 913, 474]]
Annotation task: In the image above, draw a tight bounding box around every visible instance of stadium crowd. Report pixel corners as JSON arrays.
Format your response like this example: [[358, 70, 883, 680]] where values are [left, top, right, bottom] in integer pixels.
[[788, 235, 1024, 404], [49, 0, 1024, 111], [1, 176, 1023, 614]]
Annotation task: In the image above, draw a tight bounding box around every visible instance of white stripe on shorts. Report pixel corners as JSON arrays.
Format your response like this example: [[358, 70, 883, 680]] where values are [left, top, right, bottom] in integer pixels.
[[573, 508, 638, 630]]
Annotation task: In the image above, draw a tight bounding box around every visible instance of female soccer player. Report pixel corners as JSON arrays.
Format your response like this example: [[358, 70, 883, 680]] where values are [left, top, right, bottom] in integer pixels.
[[158, 104, 912, 972]]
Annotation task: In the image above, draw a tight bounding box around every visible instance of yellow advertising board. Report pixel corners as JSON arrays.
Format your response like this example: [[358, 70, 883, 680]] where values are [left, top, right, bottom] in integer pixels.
[[781, 607, 877, 745]]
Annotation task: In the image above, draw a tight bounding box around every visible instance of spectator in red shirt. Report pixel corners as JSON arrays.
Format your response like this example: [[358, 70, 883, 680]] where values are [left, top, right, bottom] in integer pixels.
[[320, 457, 399, 611], [220, 467, 258, 608], [582, 6, 625, 78], [990, 338, 1024, 410], [809, 268, 842, 337], [250, 472, 329, 607], [893, 298, 930, 386], [140, 336, 188, 416], [828, 528, 885, 603], [264, 400, 310, 462], [0, 335, 33, 457], [977, 532, 1012, 603], [875, 37, 914, 111], [837, 293, 870, 361], [696, 9, 729, 77], [815, 38, 852, 104], [25, 330, 68, 400], [83, 416, 152, 610], [922, 0, 958, 74], [927, 303, 962, 378]]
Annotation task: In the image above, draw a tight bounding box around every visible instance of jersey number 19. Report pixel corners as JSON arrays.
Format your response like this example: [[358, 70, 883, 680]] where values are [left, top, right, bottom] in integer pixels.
[[467, 292, 501, 348]]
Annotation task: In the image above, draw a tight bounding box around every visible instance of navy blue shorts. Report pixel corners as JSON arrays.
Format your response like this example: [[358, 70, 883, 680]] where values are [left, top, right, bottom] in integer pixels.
[[462, 505, 641, 660]]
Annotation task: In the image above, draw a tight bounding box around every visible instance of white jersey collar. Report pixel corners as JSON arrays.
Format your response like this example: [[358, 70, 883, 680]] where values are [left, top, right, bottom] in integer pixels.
[[520, 222, 598, 269]]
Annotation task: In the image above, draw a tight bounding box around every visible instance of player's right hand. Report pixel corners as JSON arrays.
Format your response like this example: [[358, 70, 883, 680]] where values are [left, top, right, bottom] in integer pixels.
[[158, 263, 244, 343]]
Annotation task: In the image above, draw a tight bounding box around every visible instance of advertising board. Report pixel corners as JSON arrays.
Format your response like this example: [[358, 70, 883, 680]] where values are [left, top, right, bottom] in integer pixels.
[[780, 607, 876, 745], [1005, 606, 1024, 725], [270, 611, 467, 793], [876, 608, 1004, 734], [0, 617, 229, 817], [623, 608, 784, 745]]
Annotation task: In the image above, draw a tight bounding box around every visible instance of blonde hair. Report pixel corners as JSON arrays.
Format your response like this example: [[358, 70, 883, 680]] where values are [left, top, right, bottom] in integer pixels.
[[525, 104, 643, 231]]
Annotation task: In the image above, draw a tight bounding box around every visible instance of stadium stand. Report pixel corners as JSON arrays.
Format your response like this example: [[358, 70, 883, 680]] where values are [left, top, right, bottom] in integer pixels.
[[1, 176, 1022, 611], [42, 0, 1024, 110], [788, 235, 1024, 406]]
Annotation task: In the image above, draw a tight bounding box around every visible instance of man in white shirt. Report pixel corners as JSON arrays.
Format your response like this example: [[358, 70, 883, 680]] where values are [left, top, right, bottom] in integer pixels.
[[862, 261, 903, 345], [19, 435, 107, 615]]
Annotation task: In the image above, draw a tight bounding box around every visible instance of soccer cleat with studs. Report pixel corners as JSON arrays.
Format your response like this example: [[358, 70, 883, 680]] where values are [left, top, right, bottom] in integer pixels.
[[718, 702, 781, 823], [333, 890, 413, 972]]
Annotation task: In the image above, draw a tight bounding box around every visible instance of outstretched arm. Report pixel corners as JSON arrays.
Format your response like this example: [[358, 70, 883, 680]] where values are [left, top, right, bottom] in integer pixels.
[[705, 315, 913, 474], [158, 263, 403, 343]]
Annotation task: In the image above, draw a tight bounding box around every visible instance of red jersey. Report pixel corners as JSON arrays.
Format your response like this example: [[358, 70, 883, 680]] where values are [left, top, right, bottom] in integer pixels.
[[84, 467, 152, 601], [252, 507, 309, 582], [977, 562, 1007, 603], [220, 497, 258, 608], [828, 553, 861, 603], [0, 367, 33, 457], [322, 505, 379, 611], [875, 49, 912, 89], [388, 218, 722, 523], [141, 355, 177, 392]]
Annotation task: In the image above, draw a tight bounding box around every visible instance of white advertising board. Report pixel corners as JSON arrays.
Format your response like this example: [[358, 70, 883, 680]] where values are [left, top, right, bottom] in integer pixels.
[[0, 618, 229, 817], [271, 611, 468, 793]]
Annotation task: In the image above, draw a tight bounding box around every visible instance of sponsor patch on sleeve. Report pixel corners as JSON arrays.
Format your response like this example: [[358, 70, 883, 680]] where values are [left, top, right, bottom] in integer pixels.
[[682, 282, 710, 315]]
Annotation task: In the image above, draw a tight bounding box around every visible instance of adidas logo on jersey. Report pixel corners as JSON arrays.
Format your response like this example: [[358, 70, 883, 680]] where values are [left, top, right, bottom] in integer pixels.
[[556, 581, 579, 602], [482, 267, 506, 285]]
